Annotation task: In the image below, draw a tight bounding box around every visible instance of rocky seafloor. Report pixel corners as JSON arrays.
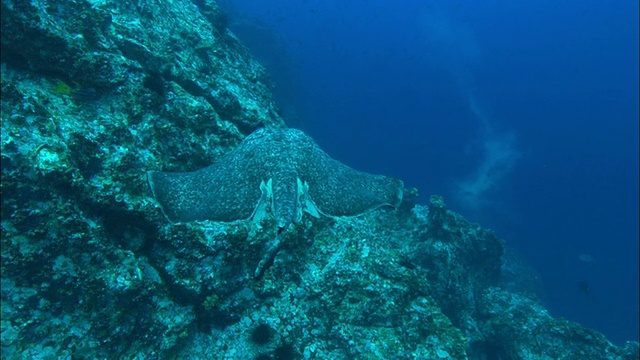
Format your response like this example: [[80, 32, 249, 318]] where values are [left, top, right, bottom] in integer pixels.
[[1, 0, 638, 359]]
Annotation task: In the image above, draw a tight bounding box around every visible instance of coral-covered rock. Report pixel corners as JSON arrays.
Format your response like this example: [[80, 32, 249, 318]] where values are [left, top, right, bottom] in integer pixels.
[[1, 1, 637, 359]]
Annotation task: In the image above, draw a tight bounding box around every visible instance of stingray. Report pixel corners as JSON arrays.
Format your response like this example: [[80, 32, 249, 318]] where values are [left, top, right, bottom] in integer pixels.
[[147, 127, 404, 276], [148, 127, 404, 228]]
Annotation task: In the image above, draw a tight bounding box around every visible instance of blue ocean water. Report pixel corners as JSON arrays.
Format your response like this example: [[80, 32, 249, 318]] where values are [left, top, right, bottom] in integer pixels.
[[220, 0, 639, 344]]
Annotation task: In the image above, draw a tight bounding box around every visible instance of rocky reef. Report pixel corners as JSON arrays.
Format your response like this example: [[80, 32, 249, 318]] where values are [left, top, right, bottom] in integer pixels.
[[1, 1, 638, 359]]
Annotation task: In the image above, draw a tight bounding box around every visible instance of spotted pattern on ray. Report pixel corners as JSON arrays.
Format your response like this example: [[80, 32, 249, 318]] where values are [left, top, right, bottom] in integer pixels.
[[147, 127, 404, 228]]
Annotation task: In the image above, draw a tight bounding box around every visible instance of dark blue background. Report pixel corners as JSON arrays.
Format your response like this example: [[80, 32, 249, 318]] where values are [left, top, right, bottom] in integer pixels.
[[222, 0, 639, 344]]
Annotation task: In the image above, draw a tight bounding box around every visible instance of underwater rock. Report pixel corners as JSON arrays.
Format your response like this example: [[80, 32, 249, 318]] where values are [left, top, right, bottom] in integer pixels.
[[1, 0, 638, 359]]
